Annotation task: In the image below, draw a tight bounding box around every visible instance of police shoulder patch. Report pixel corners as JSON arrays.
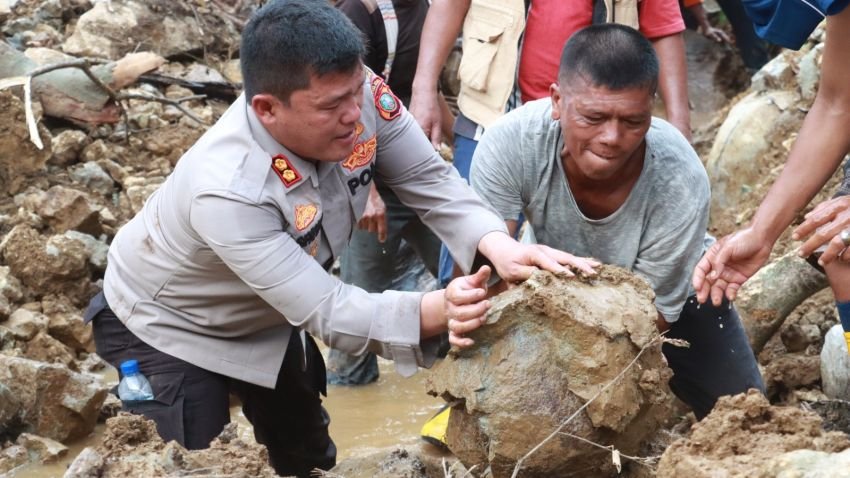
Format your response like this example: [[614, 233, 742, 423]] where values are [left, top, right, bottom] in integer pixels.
[[370, 75, 401, 121], [271, 154, 301, 188]]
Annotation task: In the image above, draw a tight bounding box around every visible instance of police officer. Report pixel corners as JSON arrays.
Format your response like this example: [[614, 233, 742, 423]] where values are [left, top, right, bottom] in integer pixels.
[[84, 1, 595, 477]]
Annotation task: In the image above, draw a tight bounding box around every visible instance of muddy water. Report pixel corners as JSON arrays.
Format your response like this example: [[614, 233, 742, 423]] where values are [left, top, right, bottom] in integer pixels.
[[11, 358, 444, 478]]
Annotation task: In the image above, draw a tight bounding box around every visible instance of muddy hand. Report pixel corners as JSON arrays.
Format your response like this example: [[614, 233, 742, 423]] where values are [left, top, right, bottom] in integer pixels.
[[693, 228, 771, 306], [445, 266, 492, 347], [793, 196, 850, 265]]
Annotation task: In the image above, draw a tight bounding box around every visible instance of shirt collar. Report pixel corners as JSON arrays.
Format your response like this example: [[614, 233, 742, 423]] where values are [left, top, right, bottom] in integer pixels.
[[244, 95, 319, 189]]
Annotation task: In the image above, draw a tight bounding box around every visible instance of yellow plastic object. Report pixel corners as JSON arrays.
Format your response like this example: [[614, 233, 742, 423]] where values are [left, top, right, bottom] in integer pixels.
[[844, 331, 850, 356], [420, 404, 451, 449]]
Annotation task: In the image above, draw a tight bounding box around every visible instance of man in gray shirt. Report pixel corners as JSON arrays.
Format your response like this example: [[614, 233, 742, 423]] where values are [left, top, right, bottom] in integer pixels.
[[471, 24, 764, 420]]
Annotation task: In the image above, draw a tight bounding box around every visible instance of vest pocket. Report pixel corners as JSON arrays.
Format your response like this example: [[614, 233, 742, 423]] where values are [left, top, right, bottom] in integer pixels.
[[458, 17, 509, 93]]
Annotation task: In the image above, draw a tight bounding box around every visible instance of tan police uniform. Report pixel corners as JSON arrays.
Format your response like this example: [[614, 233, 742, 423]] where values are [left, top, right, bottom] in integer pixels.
[[101, 70, 506, 389]]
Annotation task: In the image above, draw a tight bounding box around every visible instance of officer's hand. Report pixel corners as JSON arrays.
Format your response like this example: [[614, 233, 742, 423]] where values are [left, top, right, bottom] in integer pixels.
[[478, 231, 600, 284], [445, 266, 491, 348], [357, 183, 387, 242], [408, 89, 442, 150]]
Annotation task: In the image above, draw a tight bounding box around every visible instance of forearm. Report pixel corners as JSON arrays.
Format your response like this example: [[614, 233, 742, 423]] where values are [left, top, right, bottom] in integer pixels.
[[687, 3, 711, 30], [411, 0, 470, 95], [652, 33, 691, 140], [749, 12, 850, 243], [420, 289, 448, 338]]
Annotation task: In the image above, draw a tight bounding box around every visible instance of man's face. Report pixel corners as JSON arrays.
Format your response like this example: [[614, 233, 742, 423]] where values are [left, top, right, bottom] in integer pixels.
[[551, 76, 653, 182], [256, 66, 365, 162]]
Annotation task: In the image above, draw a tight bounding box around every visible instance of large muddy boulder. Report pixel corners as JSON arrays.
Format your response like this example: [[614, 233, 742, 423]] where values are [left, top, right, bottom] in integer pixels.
[[64, 415, 281, 478], [426, 268, 675, 477], [0, 355, 108, 442], [657, 389, 850, 477]]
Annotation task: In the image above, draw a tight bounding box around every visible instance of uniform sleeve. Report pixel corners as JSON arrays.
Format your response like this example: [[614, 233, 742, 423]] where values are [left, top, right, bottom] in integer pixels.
[[372, 101, 508, 275], [638, 0, 686, 39], [633, 169, 710, 322], [470, 116, 525, 221], [189, 192, 440, 376]]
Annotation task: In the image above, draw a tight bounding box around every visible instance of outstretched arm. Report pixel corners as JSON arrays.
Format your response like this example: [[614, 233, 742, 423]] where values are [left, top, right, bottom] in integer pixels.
[[694, 9, 850, 303]]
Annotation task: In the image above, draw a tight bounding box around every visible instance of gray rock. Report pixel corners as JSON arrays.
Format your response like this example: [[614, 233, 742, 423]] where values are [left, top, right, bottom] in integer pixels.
[[798, 43, 824, 103], [0, 382, 22, 439], [70, 162, 115, 196], [0, 355, 108, 442], [331, 445, 464, 478], [426, 268, 674, 477], [64, 230, 109, 272], [821, 324, 850, 400], [27, 185, 102, 234], [62, 447, 104, 478], [0, 266, 23, 320], [0, 445, 29, 475]]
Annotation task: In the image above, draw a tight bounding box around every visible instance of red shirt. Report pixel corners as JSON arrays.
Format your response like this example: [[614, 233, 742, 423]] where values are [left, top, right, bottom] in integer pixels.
[[517, 0, 685, 103]]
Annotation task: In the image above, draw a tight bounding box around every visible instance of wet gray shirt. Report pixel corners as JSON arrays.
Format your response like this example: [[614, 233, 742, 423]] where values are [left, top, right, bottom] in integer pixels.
[[471, 99, 710, 322]]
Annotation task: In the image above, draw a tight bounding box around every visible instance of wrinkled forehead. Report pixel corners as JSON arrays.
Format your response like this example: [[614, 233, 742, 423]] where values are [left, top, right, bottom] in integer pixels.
[[562, 78, 654, 115]]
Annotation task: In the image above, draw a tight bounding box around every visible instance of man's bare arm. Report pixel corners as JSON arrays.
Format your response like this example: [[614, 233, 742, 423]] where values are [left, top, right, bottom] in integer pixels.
[[652, 33, 691, 141], [409, 0, 471, 148]]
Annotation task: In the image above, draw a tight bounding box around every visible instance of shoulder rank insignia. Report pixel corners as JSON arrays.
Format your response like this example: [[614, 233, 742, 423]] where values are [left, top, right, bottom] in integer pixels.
[[294, 204, 318, 231], [343, 135, 377, 172], [271, 154, 301, 188], [370, 75, 401, 121]]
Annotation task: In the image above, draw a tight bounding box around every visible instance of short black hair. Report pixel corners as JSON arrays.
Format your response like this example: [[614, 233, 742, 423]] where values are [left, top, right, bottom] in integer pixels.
[[558, 24, 659, 93], [240, 0, 365, 102]]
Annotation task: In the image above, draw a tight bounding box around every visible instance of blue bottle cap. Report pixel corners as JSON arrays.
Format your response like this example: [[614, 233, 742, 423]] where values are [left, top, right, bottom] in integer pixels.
[[120, 359, 140, 376]]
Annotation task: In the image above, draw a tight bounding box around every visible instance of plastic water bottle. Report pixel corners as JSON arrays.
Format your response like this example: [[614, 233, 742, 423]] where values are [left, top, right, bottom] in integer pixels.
[[117, 359, 154, 401]]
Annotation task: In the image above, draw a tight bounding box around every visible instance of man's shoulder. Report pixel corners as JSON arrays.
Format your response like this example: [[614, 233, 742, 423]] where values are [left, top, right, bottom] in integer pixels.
[[485, 99, 556, 143], [644, 118, 709, 199]]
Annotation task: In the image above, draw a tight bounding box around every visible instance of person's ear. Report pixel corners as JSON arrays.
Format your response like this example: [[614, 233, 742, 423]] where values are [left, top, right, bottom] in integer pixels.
[[250, 93, 281, 126], [550, 83, 561, 120]]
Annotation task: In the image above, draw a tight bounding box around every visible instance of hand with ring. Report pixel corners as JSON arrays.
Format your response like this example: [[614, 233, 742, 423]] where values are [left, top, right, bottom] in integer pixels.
[[793, 196, 850, 266]]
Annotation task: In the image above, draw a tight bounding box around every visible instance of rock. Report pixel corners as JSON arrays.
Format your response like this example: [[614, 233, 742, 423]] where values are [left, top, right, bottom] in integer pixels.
[[331, 446, 465, 478], [3, 308, 49, 340], [797, 43, 824, 103], [70, 161, 116, 196], [0, 225, 93, 305], [657, 390, 850, 477], [221, 59, 242, 84], [426, 268, 674, 477], [63, 447, 104, 478], [0, 0, 10, 21], [0, 382, 22, 440], [0, 445, 28, 475], [0, 355, 108, 442], [807, 399, 850, 435], [44, 295, 94, 352], [0, 91, 52, 196], [49, 130, 90, 166], [122, 176, 165, 215], [762, 353, 821, 397], [26, 185, 102, 234], [704, 90, 800, 230], [0, 266, 24, 320], [99, 393, 122, 423], [760, 448, 850, 477], [81, 139, 125, 165], [63, 231, 109, 272], [822, 324, 850, 400], [16, 433, 68, 464], [780, 322, 821, 352], [24, 46, 75, 65], [64, 414, 280, 477], [63, 0, 205, 59], [22, 331, 77, 368]]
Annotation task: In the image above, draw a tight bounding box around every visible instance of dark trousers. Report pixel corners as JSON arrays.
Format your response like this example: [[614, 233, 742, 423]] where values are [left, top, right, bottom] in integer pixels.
[[88, 294, 336, 478], [663, 296, 765, 420]]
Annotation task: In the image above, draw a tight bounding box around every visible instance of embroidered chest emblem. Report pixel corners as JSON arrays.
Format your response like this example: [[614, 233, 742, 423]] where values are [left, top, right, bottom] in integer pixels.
[[294, 204, 318, 231], [342, 135, 377, 172], [271, 154, 301, 187], [370, 75, 401, 121]]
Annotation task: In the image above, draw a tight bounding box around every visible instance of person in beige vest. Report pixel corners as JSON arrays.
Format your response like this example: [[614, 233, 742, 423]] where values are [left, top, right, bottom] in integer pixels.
[[83, 1, 595, 476]]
